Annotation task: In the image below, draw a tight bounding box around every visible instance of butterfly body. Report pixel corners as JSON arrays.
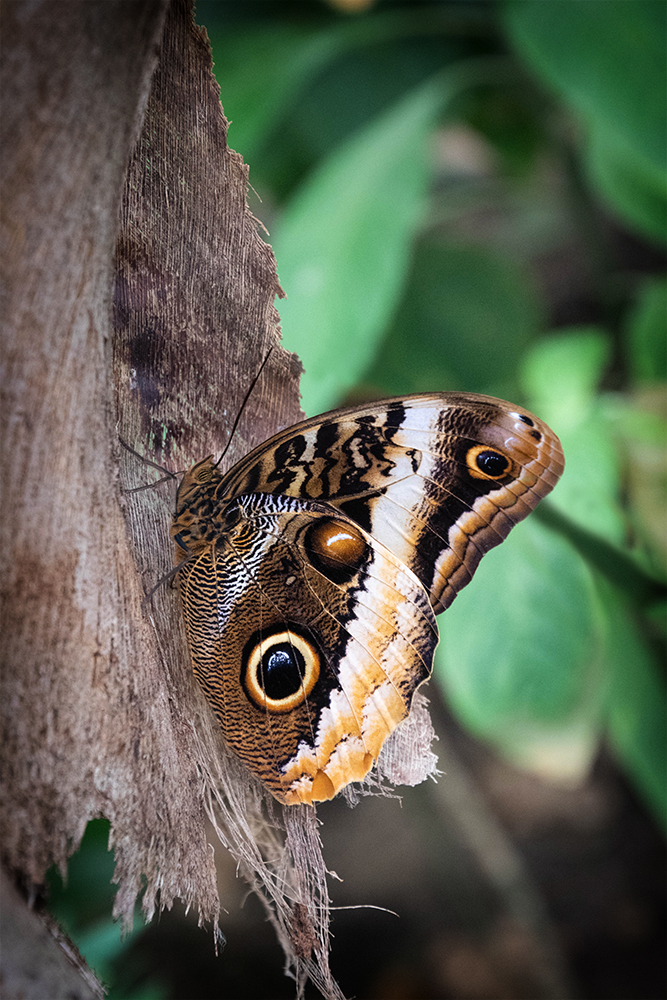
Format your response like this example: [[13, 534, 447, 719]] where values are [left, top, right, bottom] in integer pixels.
[[172, 394, 564, 805]]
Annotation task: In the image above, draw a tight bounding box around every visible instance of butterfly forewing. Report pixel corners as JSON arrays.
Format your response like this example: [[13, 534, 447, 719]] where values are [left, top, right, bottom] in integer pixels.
[[214, 393, 565, 614]]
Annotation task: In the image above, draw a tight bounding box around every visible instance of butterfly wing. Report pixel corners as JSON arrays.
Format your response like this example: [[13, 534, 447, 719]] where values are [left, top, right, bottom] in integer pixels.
[[173, 393, 563, 803], [176, 492, 437, 804], [215, 393, 565, 614]]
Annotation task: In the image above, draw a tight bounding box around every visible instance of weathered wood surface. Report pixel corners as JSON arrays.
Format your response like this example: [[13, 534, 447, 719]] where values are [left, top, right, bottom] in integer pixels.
[[0, 867, 104, 1000], [1, 0, 305, 986], [112, 0, 307, 935]]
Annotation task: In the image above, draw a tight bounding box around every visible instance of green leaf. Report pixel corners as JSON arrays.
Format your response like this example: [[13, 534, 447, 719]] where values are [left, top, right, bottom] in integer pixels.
[[202, 22, 345, 165], [367, 240, 542, 398], [273, 58, 507, 416], [535, 502, 666, 608], [435, 517, 606, 782], [272, 75, 448, 415], [505, 0, 666, 164], [603, 389, 667, 574], [503, 0, 667, 243], [521, 330, 626, 545], [625, 277, 667, 384], [585, 126, 667, 246], [599, 579, 667, 828], [76, 918, 135, 976], [521, 327, 610, 419], [47, 819, 117, 930], [200, 7, 481, 174]]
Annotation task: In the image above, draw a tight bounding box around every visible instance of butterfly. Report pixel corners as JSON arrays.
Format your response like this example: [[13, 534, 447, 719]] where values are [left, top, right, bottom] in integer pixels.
[[171, 393, 564, 805]]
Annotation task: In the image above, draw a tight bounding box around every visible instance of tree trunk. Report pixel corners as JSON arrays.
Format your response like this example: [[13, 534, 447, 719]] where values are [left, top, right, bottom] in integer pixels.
[[1, 0, 325, 993]]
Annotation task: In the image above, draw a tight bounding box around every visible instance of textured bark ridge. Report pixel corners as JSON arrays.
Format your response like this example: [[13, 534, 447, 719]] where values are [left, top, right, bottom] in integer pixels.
[[115, 0, 303, 471], [114, 2, 343, 997], [1, 0, 342, 996], [1, 0, 170, 927]]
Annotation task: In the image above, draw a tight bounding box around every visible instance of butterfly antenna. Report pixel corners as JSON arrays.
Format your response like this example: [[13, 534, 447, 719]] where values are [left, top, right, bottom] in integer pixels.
[[124, 476, 176, 495], [141, 558, 190, 611], [213, 347, 274, 470], [119, 436, 184, 494]]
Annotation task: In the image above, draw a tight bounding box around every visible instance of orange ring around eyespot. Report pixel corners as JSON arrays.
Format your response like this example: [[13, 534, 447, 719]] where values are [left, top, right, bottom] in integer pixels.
[[466, 444, 512, 481], [244, 630, 320, 713]]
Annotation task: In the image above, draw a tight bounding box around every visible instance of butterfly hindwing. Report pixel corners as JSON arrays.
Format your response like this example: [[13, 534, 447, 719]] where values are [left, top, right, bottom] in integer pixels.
[[176, 493, 436, 804]]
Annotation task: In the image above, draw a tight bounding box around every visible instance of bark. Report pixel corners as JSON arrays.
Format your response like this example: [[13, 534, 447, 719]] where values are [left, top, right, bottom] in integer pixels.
[[1, 0, 311, 991], [0, 868, 103, 1000]]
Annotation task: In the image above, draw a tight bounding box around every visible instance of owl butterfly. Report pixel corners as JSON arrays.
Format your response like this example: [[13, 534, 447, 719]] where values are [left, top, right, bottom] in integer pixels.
[[172, 393, 564, 806]]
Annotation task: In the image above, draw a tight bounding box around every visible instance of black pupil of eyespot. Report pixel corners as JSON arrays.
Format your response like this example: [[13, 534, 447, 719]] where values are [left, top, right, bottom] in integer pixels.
[[518, 414, 534, 426], [476, 450, 508, 476], [260, 643, 305, 699]]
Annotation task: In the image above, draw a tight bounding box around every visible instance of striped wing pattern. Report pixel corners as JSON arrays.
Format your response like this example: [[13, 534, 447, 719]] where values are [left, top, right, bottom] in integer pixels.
[[173, 393, 564, 804], [216, 394, 565, 612]]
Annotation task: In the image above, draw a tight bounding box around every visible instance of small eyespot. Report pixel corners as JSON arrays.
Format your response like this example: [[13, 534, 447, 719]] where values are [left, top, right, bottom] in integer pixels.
[[243, 628, 320, 712], [304, 518, 368, 584], [466, 444, 512, 481], [517, 414, 534, 426], [529, 429, 542, 441]]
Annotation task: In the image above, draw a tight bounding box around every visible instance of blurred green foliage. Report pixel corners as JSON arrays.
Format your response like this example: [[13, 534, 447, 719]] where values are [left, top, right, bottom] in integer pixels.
[[51, 0, 666, 993], [505, 0, 667, 244], [47, 820, 165, 999], [201, 0, 666, 821]]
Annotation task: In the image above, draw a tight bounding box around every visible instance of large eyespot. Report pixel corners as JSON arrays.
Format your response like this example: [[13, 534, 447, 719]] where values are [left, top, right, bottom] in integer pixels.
[[304, 518, 368, 584], [243, 627, 320, 712], [466, 444, 512, 481]]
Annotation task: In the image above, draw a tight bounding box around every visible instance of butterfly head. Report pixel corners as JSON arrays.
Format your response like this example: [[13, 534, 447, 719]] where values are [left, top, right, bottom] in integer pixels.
[[175, 456, 220, 508]]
